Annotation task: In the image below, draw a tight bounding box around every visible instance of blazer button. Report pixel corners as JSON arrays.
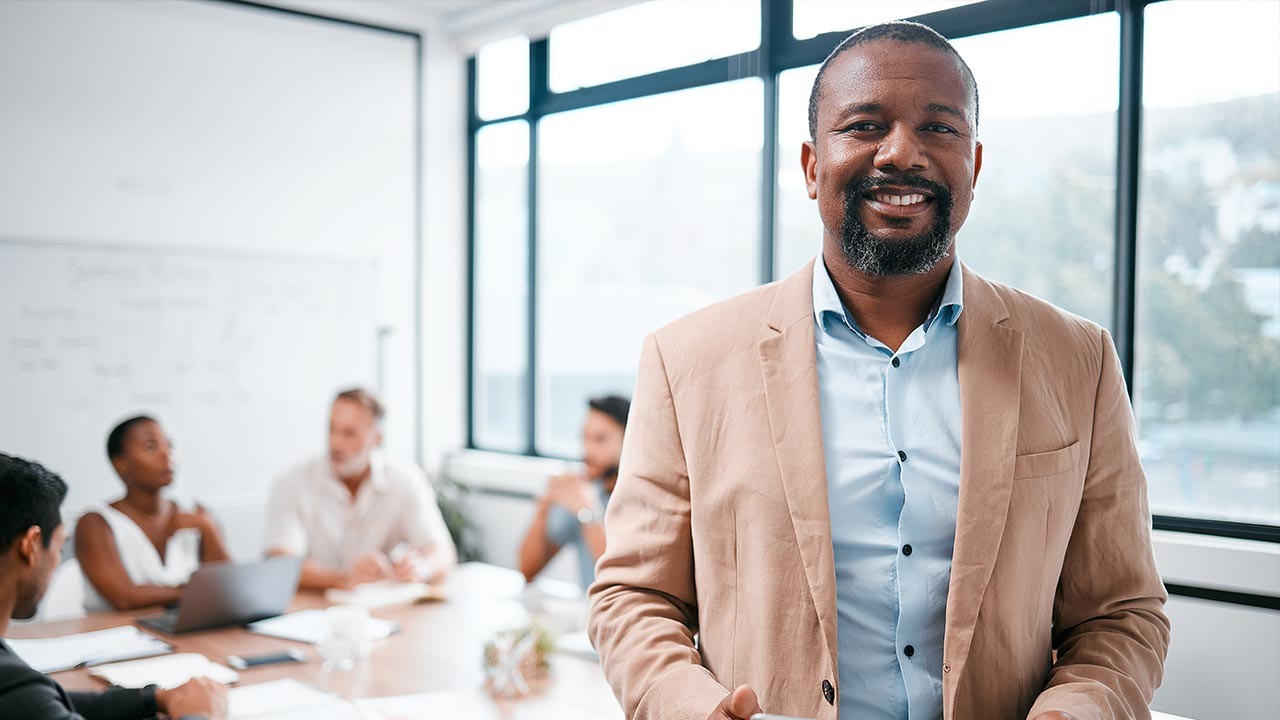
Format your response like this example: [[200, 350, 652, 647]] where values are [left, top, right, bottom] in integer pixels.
[[942, 661, 951, 673], [822, 679, 835, 705]]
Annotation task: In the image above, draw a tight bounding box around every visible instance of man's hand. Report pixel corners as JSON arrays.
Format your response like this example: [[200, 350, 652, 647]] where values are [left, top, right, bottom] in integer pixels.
[[708, 685, 763, 720], [545, 472, 597, 513], [156, 677, 229, 720], [1033, 713, 1079, 720], [349, 551, 393, 585]]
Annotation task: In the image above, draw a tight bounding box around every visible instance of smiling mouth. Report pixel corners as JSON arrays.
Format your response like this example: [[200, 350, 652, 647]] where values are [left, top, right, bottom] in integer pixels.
[[870, 192, 928, 206], [862, 187, 936, 218]]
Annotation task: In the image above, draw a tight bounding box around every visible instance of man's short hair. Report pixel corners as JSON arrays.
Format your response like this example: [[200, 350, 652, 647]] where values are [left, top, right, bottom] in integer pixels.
[[335, 387, 385, 423], [0, 453, 68, 553], [808, 20, 980, 139], [588, 395, 631, 430], [106, 414, 156, 460]]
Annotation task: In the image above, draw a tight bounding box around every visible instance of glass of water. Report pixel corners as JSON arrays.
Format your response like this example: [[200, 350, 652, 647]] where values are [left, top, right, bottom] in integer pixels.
[[321, 604, 369, 670]]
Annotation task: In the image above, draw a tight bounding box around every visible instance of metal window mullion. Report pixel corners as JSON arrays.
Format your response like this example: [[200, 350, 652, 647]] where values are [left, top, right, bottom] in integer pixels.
[[1114, 0, 1143, 392], [465, 58, 478, 449], [525, 39, 549, 456], [760, 0, 788, 284]]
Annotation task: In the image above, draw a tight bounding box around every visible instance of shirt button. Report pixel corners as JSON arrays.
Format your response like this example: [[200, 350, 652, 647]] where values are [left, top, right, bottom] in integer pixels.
[[891, 356, 900, 367], [897, 450, 907, 462], [904, 645, 915, 658], [822, 679, 835, 705], [902, 544, 913, 556]]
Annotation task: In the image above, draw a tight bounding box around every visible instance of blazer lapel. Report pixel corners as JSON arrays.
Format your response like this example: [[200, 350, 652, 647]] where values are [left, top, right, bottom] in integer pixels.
[[943, 264, 1024, 718], [758, 260, 840, 676]]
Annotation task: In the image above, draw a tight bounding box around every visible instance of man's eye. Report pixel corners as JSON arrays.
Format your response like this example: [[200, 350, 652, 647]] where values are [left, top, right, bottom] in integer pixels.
[[925, 123, 958, 134], [848, 122, 881, 132]]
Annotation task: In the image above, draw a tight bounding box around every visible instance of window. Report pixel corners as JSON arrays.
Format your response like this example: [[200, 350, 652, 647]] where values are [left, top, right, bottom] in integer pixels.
[[793, 0, 983, 41], [775, 14, 1120, 329], [775, 63, 823, 278], [469, 0, 1280, 539], [951, 14, 1118, 327], [536, 80, 763, 456], [471, 121, 529, 451], [549, 0, 759, 92], [476, 36, 528, 120], [1137, 0, 1280, 525]]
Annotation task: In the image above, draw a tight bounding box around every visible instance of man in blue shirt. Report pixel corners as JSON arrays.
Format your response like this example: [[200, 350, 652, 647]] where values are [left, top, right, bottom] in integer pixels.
[[590, 20, 1168, 720]]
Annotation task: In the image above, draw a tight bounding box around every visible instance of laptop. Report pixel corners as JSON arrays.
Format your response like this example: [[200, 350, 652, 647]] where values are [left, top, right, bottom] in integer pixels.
[[137, 556, 303, 634]]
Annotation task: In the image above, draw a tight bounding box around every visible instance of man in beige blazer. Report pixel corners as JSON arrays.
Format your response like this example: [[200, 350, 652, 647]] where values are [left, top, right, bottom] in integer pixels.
[[589, 21, 1169, 720]]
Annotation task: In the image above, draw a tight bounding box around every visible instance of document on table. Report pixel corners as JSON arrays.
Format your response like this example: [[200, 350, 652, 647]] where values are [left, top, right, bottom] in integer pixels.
[[229, 679, 363, 720], [89, 653, 240, 689], [353, 691, 482, 720], [6, 626, 173, 673], [246, 609, 397, 644], [325, 581, 445, 609]]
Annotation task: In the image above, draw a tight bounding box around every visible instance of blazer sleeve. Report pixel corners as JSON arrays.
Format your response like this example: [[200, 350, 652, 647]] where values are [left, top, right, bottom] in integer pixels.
[[1027, 329, 1172, 720], [67, 687, 159, 720], [588, 333, 730, 720], [0, 646, 157, 720]]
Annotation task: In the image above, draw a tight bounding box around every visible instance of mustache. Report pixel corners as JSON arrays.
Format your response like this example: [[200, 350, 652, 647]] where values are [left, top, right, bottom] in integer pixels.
[[844, 173, 951, 201]]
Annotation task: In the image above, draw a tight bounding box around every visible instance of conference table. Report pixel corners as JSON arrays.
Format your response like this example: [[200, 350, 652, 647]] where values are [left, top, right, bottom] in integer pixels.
[[11, 563, 1194, 720], [10, 563, 624, 719]]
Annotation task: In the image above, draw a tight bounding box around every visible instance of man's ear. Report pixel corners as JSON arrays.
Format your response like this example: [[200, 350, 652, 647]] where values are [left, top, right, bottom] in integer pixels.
[[17, 526, 41, 567], [802, 140, 819, 200], [374, 428, 384, 448], [972, 140, 983, 188]]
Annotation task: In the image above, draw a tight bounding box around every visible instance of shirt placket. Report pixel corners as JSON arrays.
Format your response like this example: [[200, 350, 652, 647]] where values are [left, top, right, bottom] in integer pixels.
[[884, 326, 929, 720]]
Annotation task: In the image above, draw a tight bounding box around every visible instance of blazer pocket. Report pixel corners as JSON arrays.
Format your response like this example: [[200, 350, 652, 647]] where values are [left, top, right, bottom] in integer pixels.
[[1013, 441, 1081, 479]]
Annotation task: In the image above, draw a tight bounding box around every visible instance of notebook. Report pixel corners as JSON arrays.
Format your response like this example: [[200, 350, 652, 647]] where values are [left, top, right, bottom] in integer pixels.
[[88, 652, 239, 689], [7, 626, 173, 673]]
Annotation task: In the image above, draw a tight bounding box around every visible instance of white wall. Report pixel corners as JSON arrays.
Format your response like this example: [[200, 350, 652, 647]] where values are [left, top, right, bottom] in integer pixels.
[[0, 0, 424, 559]]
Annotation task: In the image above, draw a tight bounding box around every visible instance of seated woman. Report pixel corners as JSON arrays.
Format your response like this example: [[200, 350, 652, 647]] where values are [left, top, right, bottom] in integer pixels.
[[519, 395, 629, 587], [76, 415, 231, 611]]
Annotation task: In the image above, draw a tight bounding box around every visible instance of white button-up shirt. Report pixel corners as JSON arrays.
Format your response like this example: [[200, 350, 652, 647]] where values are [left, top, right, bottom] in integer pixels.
[[265, 452, 454, 571]]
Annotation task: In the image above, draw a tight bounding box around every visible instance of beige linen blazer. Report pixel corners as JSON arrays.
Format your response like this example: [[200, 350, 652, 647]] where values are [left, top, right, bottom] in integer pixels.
[[589, 260, 1169, 720]]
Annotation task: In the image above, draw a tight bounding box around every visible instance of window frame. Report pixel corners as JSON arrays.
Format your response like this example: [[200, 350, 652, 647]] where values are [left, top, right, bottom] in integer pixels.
[[464, 0, 1279, 544]]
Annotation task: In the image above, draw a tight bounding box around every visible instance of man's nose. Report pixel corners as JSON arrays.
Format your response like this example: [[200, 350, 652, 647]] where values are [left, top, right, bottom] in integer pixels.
[[873, 123, 928, 174]]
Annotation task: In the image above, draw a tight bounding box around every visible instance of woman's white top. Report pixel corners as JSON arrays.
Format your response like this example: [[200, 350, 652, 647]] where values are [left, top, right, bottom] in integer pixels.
[[80, 501, 201, 613]]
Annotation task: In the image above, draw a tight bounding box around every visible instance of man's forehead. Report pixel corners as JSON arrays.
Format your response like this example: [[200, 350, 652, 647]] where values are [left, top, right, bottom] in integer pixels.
[[825, 40, 970, 97]]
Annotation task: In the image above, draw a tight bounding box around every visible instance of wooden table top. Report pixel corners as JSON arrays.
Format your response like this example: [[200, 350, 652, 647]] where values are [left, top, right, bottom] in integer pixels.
[[9, 563, 623, 719]]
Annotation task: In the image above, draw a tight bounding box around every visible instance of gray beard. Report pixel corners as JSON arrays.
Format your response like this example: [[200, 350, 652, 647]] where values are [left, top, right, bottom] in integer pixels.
[[839, 191, 953, 277]]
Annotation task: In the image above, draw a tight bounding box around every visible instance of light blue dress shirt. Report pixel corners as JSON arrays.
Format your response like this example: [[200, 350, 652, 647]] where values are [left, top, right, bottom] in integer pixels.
[[813, 256, 964, 720], [544, 482, 611, 587]]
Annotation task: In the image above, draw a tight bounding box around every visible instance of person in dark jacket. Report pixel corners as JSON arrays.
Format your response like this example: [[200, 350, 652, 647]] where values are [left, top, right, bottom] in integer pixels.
[[0, 452, 226, 720]]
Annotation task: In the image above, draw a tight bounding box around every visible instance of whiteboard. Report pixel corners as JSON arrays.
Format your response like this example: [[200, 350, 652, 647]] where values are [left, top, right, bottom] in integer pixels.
[[0, 239, 377, 507], [0, 0, 420, 512]]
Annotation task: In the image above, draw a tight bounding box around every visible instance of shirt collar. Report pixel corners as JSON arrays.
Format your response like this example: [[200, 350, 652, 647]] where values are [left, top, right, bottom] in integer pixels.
[[323, 451, 387, 496], [812, 254, 965, 335]]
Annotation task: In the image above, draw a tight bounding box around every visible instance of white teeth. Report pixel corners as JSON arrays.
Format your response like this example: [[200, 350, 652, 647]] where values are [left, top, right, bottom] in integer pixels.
[[872, 193, 926, 206]]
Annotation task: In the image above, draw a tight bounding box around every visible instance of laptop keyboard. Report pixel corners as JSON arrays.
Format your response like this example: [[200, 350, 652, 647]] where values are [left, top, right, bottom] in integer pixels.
[[139, 610, 180, 634]]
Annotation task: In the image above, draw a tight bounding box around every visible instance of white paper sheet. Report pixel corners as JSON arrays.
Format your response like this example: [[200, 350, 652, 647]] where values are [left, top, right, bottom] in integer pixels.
[[246, 609, 397, 645], [6, 625, 173, 673], [352, 692, 480, 720], [229, 679, 364, 720], [89, 652, 240, 689], [325, 581, 442, 609]]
